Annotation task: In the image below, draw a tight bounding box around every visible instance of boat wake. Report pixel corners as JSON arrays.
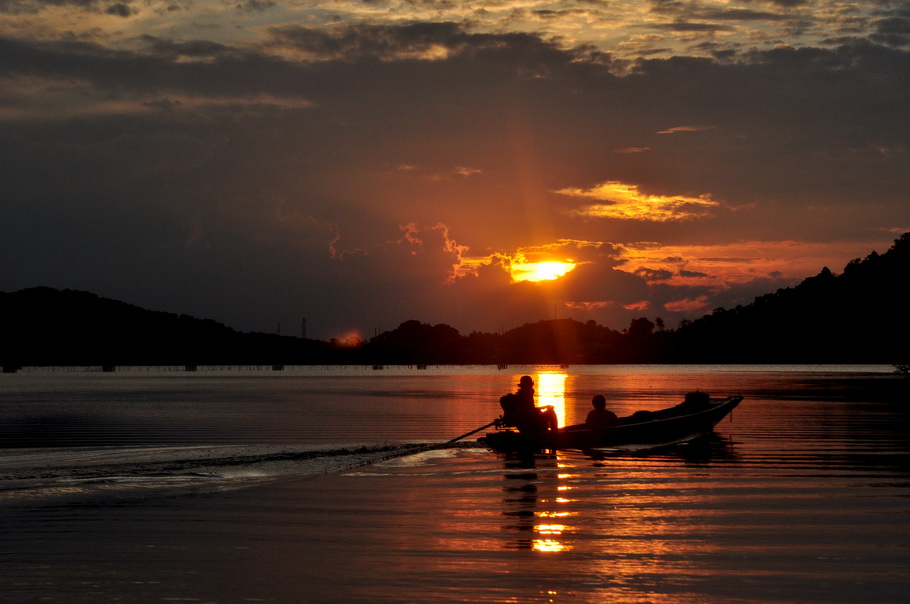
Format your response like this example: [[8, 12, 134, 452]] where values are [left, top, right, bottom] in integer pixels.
[[0, 442, 462, 501]]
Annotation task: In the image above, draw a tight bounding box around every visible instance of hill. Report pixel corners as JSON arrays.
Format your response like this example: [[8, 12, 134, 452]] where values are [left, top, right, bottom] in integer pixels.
[[671, 233, 910, 363], [0, 287, 333, 368], [2, 233, 908, 367], [363, 233, 910, 364]]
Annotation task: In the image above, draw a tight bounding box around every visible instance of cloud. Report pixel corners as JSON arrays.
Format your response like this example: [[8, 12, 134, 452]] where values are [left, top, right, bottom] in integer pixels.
[[558, 261, 652, 312], [871, 16, 910, 47], [635, 267, 674, 281], [454, 166, 482, 177], [557, 182, 721, 222], [656, 125, 717, 134], [265, 22, 470, 62], [1, 14, 909, 338], [0, 0, 126, 14], [235, 0, 275, 12]]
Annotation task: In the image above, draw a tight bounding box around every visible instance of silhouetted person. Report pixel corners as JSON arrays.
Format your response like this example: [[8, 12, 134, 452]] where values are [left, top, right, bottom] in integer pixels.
[[585, 394, 619, 429], [499, 375, 558, 433]]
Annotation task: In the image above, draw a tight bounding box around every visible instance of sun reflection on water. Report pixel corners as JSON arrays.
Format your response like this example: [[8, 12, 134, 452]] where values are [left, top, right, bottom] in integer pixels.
[[534, 371, 568, 427], [501, 449, 576, 553], [532, 538, 567, 553], [500, 373, 578, 553], [532, 491, 573, 552]]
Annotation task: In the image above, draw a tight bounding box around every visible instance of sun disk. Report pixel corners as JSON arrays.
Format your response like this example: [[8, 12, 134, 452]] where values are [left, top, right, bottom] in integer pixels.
[[512, 261, 576, 282]]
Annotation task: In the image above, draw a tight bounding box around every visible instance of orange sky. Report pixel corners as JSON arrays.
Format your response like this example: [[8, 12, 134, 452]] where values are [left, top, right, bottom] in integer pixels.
[[1, 0, 908, 338]]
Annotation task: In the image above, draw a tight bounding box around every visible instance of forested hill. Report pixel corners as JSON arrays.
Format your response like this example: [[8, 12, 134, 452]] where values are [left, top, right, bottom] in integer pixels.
[[364, 231, 909, 364], [0, 287, 334, 367], [670, 233, 910, 363], [2, 234, 908, 367]]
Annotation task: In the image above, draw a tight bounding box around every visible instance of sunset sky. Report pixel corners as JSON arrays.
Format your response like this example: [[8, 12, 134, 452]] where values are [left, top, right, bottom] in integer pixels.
[[2, 0, 909, 340]]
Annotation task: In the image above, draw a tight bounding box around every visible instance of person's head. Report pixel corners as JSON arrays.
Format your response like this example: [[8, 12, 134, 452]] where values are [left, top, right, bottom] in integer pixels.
[[518, 375, 534, 389], [592, 394, 607, 409]]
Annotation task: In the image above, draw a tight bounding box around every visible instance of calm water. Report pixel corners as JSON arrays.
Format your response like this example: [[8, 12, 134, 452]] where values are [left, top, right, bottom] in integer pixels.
[[1, 365, 909, 602]]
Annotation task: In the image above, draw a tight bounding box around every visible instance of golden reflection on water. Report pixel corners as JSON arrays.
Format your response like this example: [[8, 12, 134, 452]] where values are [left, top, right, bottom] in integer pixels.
[[501, 451, 575, 553], [532, 538, 566, 553], [533, 474, 574, 552], [533, 371, 568, 427], [533, 522, 569, 552]]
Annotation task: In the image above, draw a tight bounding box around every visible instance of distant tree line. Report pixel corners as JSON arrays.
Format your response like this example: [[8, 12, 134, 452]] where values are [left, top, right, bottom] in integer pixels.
[[2, 233, 908, 368]]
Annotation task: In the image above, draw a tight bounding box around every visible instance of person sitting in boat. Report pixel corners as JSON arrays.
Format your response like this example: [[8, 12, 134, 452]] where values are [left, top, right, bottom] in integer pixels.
[[499, 375, 558, 433], [585, 394, 619, 429]]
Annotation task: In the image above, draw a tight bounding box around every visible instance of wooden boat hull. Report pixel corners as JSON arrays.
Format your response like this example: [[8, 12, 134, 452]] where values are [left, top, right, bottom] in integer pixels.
[[479, 395, 743, 451]]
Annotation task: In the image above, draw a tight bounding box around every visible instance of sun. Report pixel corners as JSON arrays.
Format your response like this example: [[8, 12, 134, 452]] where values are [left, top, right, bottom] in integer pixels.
[[512, 261, 576, 282]]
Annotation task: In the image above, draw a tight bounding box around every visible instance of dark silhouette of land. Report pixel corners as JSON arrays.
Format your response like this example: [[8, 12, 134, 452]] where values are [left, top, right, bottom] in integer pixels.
[[0, 288, 338, 369], [2, 233, 908, 368]]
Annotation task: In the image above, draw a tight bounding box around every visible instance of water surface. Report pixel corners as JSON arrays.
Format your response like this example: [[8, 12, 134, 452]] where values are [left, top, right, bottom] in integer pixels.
[[1, 365, 908, 602]]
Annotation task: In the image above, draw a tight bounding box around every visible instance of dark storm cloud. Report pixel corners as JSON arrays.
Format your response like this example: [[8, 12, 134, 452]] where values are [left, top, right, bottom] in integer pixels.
[[696, 8, 789, 22], [235, 0, 275, 12], [662, 20, 734, 33], [0, 0, 136, 14], [138, 36, 238, 60], [758, 0, 811, 7], [0, 0, 89, 12], [679, 269, 710, 278], [871, 16, 910, 46], [104, 2, 132, 16], [561, 263, 651, 305], [266, 21, 472, 59], [265, 20, 607, 69], [0, 36, 241, 94], [649, 0, 791, 22]]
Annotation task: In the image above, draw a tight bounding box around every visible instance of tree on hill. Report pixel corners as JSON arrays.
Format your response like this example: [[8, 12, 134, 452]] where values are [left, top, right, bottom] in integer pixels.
[[673, 233, 910, 362], [364, 320, 466, 364]]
